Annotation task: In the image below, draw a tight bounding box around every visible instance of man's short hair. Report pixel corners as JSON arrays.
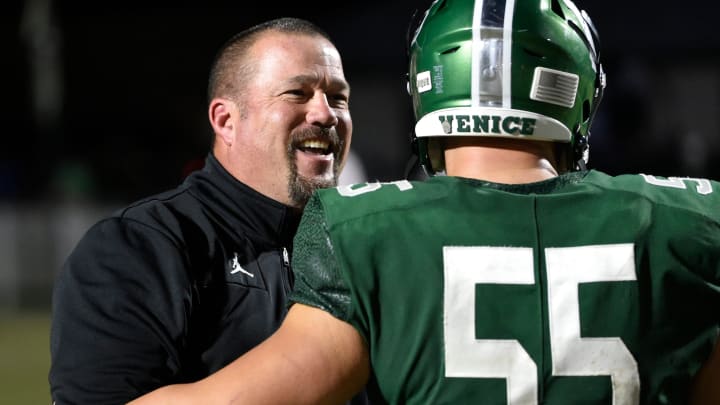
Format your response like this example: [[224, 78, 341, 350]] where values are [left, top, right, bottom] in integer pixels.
[[207, 17, 334, 104]]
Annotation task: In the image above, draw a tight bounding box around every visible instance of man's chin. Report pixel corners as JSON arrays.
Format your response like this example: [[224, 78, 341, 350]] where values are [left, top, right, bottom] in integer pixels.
[[289, 174, 338, 207], [303, 169, 338, 186]]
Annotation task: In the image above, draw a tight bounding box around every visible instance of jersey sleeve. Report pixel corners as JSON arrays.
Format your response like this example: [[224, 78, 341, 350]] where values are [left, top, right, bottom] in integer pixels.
[[49, 218, 191, 404], [289, 194, 353, 322]]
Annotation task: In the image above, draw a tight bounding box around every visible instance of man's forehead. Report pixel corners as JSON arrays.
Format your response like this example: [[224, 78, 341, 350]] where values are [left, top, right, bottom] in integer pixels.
[[250, 33, 346, 84]]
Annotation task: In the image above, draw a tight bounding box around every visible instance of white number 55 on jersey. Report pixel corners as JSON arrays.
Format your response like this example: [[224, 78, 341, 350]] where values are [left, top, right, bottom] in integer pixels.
[[444, 244, 640, 405]]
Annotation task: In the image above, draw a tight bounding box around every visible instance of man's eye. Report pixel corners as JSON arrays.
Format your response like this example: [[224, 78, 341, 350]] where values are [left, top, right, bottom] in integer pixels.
[[285, 89, 306, 97], [330, 94, 349, 107]]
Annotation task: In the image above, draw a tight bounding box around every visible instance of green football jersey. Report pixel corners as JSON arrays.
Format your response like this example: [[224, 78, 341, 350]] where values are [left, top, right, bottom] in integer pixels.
[[290, 170, 720, 405]]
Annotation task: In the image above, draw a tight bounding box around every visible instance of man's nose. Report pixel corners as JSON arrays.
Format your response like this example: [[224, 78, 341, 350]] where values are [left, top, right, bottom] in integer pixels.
[[306, 93, 338, 128]]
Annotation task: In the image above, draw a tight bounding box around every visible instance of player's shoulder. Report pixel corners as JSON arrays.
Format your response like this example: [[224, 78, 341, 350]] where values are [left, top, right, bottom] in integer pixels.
[[312, 178, 449, 223], [584, 170, 720, 218]]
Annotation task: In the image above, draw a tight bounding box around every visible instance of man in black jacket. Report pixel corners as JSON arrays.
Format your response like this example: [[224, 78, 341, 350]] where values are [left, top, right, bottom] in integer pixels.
[[49, 17, 364, 404]]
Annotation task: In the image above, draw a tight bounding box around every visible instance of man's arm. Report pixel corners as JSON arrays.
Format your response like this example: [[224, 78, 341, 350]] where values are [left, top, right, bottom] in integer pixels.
[[50, 219, 190, 404], [129, 303, 369, 405]]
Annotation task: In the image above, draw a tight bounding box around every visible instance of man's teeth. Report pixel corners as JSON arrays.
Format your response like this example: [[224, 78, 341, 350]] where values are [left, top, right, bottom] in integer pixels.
[[299, 139, 330, 153]]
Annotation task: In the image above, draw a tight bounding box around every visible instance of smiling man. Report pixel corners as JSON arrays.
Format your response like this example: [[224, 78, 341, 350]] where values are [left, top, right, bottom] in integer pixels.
[[210, 25, 352, 208], [49, 18, 366, 405]]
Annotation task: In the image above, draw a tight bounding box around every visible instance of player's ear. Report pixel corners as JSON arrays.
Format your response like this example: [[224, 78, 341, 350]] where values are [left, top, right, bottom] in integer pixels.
[[209, 98, 236, 146]]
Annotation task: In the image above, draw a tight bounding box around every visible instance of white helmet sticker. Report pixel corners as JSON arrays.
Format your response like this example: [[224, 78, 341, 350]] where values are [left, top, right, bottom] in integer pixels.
[[530, 67, 579, 108], [417, 70, 432, 93]]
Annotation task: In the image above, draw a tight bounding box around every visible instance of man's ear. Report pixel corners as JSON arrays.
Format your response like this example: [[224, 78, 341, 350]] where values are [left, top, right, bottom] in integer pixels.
[[209, 98, 236, 146]]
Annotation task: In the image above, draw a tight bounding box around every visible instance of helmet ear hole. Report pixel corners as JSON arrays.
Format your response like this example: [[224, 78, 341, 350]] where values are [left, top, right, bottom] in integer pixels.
[[582, 99, 591, 122], [441, 46, 461, 55], [523, 47, 545, 59], [550, 0, 566, 19], [435, 0, 449, 12]]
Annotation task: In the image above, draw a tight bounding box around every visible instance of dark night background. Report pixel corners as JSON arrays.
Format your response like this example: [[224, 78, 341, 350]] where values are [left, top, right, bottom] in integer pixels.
[[3, 0, 720, 204]]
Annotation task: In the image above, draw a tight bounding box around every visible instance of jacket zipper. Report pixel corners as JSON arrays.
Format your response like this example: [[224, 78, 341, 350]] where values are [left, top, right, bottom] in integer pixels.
[[281, 247, 293, 291]]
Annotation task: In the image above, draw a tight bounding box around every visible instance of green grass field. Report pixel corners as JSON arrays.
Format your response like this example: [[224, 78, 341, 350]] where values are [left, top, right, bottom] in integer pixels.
[[0, 312, 51, 405]]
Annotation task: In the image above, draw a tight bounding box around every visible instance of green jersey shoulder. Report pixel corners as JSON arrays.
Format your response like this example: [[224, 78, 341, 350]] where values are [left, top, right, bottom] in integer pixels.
[[585, 171, 720, 222], [314, 179, 442, 224]]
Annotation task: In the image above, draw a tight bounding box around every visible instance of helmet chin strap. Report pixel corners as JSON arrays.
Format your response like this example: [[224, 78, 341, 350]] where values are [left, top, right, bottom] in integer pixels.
[[403, 149, 421, 179], [576, 157, 588, 171], [570, 123, 590, 171]]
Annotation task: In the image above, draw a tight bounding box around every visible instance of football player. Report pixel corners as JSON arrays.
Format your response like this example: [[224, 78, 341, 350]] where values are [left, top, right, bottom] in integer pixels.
[[131, 0, 720, 403]]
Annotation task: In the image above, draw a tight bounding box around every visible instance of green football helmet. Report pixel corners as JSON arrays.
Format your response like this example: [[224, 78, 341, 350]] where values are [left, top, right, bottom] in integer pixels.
[[408, 0, 606, 174]]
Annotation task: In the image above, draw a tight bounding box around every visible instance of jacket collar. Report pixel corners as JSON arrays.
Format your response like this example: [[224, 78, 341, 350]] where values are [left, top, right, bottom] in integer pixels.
[[188, 153, 303, 249]]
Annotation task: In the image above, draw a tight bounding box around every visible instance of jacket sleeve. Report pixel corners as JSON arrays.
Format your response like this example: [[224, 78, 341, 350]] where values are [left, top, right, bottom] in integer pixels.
[[49, 218, 192, 405]]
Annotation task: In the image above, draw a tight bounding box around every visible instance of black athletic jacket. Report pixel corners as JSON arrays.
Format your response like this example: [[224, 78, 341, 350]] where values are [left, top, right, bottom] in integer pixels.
[[50, 154, 367, 404]]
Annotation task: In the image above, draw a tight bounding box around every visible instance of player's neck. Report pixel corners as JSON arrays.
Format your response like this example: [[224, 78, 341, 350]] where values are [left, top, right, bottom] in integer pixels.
[[443, 139, 559, 184]]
